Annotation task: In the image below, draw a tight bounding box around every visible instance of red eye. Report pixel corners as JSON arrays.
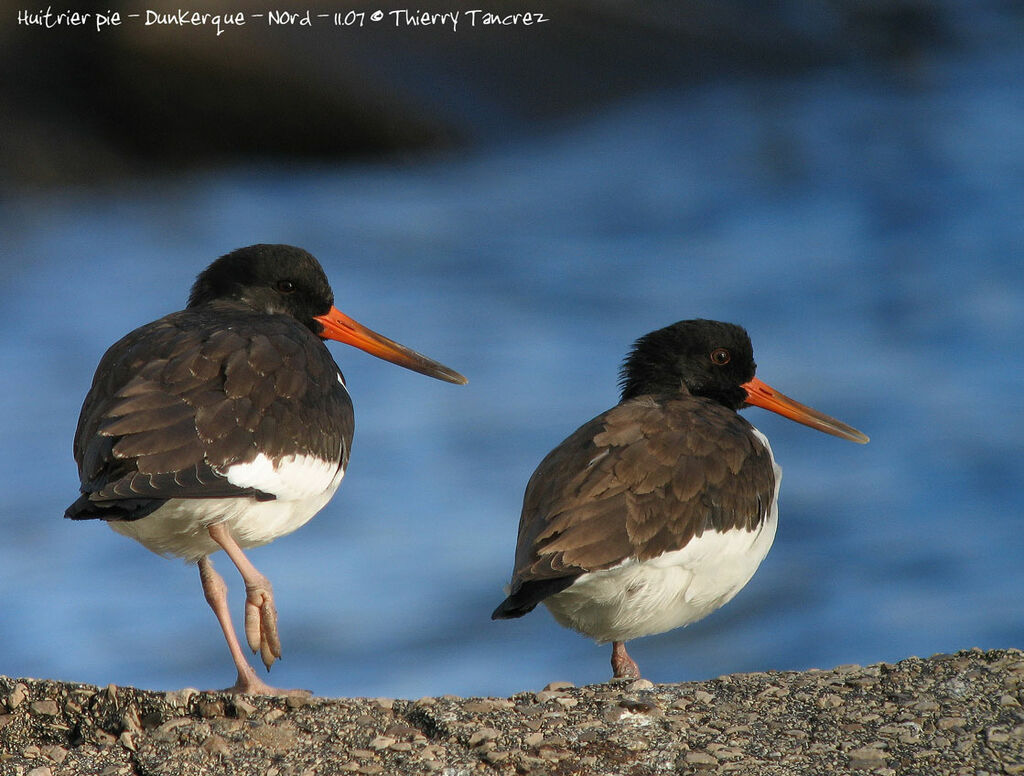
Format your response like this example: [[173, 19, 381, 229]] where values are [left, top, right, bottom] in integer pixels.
[[710, 348, 731, 365]]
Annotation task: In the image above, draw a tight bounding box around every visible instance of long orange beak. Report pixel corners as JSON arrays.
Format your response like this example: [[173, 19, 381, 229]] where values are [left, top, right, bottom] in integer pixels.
[[313, 306, 467, 385], [742, 377, 868, 443]]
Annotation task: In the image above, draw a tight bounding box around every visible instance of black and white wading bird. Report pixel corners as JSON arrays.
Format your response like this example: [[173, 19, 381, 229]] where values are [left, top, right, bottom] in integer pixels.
[[492, 319, 867, 680], [66, 244, 466, 694]]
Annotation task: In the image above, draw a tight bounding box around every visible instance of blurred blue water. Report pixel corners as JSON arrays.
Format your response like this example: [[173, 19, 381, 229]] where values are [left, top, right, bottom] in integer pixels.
[[1, 41, 1022, 700]]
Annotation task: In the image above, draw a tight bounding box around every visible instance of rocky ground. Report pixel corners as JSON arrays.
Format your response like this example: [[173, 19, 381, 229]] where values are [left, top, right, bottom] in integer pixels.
[[2, 649, 1022, 775]]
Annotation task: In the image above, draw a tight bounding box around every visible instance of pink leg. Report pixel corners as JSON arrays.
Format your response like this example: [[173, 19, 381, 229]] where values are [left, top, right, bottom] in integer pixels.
[[198, 557, 282, 695], [611, 641, 642, 679], [207, 522, 281, 671]]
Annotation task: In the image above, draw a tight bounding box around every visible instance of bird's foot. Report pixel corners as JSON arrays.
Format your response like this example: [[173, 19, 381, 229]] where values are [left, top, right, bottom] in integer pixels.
[[243, 577, 282, 670], [611, 641, 642, 679], [219, 665, 311, 697]]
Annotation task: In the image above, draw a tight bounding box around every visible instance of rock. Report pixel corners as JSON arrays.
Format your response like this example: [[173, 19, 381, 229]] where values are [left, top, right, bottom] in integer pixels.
[[848, 746, 888, 768], [1, 649, 1023, 775], [542, 681, 575, 692], [467, 727, 500, 747], [7, 683, 28, 710], [625, 679, 655, 692], [30, 700, 59, 716], [230, 698, 257, 719], [685, 751, 719, 765]]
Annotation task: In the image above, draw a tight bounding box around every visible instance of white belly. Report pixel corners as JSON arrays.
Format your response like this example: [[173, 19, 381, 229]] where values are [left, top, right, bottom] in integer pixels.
[[110, 452, 345, 562], [544, 430, 782, 643]]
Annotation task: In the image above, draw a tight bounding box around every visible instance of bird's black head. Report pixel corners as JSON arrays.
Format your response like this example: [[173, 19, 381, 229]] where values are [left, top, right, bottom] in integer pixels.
[[619, 319, 756, 409], [186, 244, 468, 385], [187, 244, 335, 331]]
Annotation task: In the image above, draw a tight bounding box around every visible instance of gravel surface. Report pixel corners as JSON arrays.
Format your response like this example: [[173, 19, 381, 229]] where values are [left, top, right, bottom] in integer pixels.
[[2, 648, 1022, 775]]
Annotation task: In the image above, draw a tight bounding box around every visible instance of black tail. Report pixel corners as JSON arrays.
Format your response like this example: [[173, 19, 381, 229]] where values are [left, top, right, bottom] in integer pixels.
[[491, 576, 578, 620], [65, 494, 164, 522]]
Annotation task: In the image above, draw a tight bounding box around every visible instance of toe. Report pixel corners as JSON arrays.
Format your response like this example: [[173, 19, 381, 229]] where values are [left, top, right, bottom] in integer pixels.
[[244, 598, 263, 655]]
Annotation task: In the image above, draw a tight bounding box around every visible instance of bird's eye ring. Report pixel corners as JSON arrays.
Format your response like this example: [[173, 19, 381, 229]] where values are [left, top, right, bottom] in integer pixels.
[[710, 348, 731, 365], [276, 280, 296, 294]]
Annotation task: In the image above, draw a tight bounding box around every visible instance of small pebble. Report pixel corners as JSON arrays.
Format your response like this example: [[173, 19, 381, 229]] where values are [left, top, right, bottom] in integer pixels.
[[201, 733, 230, 757], [40, 745, 68, 764], [166, 687, 198, 706], [286, 694, 309, 709], [685, 751, 718, 766], [92, 729, 118, 747], [534, 690, 564, 703], [625, 679, 654, 692], [30, 700, 59, 716], [543, 681, 575, 691], [848, 746, 887, 768], [8, 683, 28, 710], [198, 700, 225, 718], [468, 727, 500, 747], [231, 698, 257, 719], [384, 723, 423, 739], [538, 745, 567, 761]]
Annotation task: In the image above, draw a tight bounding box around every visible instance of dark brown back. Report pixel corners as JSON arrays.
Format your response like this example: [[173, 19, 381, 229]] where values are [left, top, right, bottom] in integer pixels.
[[510, 394, 776, 587]]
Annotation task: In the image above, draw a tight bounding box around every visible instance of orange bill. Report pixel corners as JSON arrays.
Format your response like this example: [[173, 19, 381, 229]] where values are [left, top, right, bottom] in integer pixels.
[[742, 377, 868, 443], [314, 306, 467, 385]]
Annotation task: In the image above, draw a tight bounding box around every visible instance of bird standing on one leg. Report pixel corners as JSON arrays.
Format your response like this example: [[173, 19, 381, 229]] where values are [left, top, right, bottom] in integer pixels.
[[67, 244, 466, 694], [492, 319, 867, 680]]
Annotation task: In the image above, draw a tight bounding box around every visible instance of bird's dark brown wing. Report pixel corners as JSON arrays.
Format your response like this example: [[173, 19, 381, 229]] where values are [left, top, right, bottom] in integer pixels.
[[67, 303, 352, 521], [493, 394, 775, 618]]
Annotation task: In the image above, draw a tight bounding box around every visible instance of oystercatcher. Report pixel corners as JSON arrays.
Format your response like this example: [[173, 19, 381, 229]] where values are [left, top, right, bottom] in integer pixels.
[[491, 319, 867, 680], [66, 244, 466, 694]]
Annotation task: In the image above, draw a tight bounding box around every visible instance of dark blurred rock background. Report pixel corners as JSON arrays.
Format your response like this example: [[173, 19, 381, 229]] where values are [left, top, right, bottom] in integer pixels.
[[0, 0, 987, 187]]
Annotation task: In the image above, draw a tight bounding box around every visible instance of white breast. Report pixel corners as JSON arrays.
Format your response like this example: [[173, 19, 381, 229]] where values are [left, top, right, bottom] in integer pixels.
[[110, 452, 345, 563], [543, 428, 782, 644]]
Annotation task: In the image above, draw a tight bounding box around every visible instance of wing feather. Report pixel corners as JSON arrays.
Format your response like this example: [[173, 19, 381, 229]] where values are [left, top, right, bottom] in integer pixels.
[[67, 303, 352, 521], [506, 394, 776, 596]]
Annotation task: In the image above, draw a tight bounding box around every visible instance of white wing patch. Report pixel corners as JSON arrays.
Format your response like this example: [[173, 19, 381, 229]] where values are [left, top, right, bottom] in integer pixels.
[[221, 452, 340, 501], [110, 452, 347, 561], [544, 424, 783, 643]]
